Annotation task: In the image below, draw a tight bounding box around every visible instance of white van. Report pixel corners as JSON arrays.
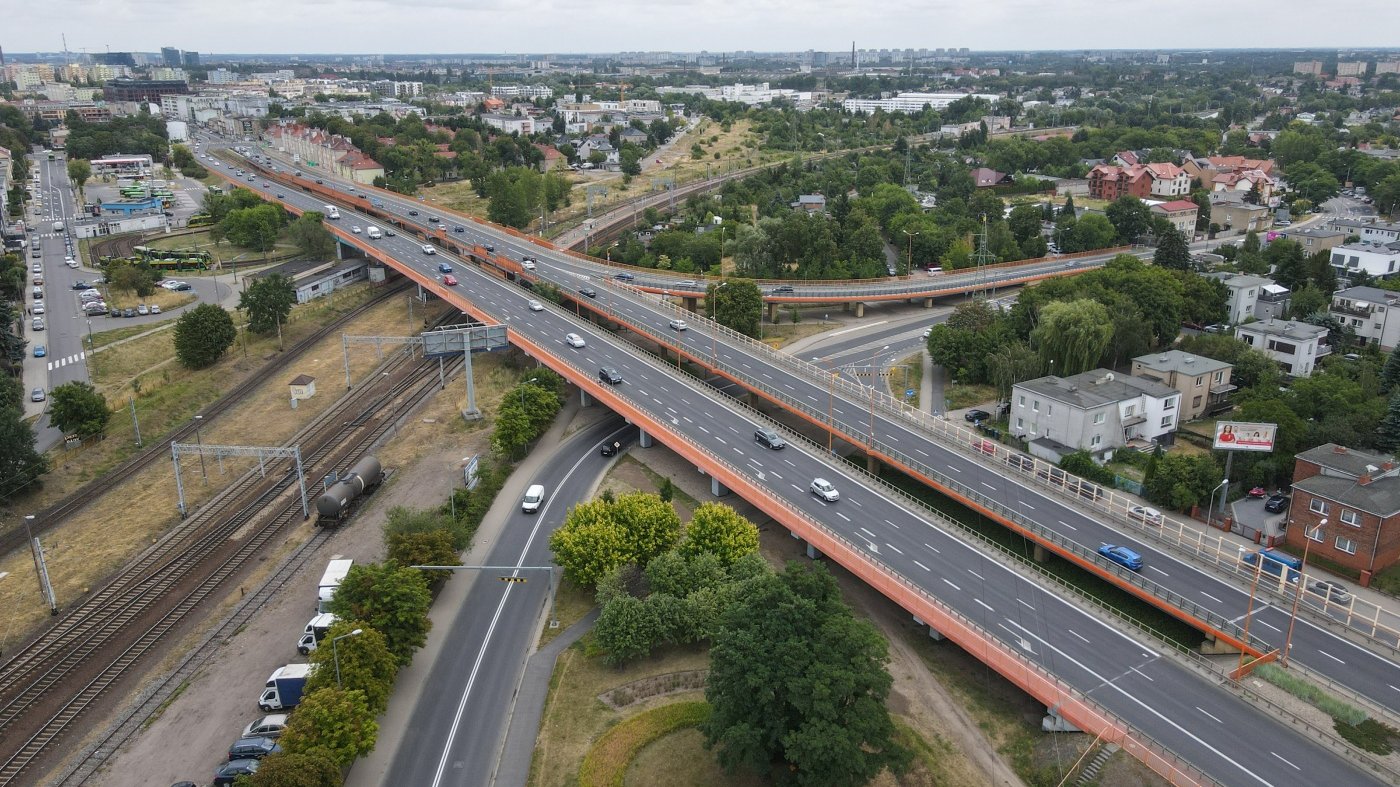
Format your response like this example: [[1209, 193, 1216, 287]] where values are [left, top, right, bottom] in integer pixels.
[[323, 205, 340, 220], [521, 484, 545, 514], [366, 226, 382, 239]]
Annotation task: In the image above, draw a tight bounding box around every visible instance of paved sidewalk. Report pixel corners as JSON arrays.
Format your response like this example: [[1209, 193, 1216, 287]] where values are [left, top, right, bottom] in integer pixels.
[[493, 607, 601, 787]]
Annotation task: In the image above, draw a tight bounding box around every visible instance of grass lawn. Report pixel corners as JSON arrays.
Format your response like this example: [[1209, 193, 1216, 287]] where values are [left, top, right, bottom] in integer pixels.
[[887, 352, 923, 408], [759, 317, 843, 349], [88, 321, 176, 350], [538, 576, 595, 649], [944, 383, 998, 410]]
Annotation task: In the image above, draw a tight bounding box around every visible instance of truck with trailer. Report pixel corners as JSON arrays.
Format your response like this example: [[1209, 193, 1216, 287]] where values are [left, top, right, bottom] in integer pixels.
[[297, 613, 338, 654], [318, 559, 353, 613], [259, 663, 312, 711]]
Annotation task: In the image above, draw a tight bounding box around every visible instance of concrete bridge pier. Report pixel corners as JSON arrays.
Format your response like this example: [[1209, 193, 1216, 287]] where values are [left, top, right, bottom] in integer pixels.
[[683, 296, 698, 312], [1042, 708, 1081, 733], [711, 477, 730, 497], [639, 429, 654, 448], [580, 389, 591, 407], [866, 455, 880, 474], [767, 302, 778, 324], [923, 297, 934, 308], [854, 302, 865, 317], [1032, 543, 1049, 563], [1200, 635, 1242, 655], [790, 530, 823, 560], [912, 616, 946, 641]]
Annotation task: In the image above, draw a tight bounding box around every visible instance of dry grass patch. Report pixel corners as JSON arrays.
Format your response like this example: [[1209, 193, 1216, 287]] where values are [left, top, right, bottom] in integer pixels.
[[528, 645, 712, 787], [580, 701, 710, 787], [0, 286, 443, 650], [887, 353, 923, 408], [759, 317, 843, 349], [103, 289, 197, 312], [623, 726, 765, 787], [539, 575, 595, 649]]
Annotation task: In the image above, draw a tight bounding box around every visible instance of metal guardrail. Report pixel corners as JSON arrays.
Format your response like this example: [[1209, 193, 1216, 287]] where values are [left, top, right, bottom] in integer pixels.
[[602, 284, 1400, 655], [520, 326, 1227, 787]]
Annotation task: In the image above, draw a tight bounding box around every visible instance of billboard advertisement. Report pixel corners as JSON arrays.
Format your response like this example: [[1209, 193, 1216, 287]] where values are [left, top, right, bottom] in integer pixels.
[[1213, 421, 1276, 452]]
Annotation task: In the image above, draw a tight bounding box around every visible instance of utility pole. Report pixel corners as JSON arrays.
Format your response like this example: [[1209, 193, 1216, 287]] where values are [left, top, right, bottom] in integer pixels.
[[973, 214, 995, 295]]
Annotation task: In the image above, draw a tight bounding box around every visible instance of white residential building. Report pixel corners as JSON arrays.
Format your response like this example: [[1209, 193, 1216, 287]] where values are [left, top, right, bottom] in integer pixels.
[[482, 114, 535, 135], [1329, 242, 1400, 280], [1234, 318, 1330, 377], [1329, 286, 1400, 351], [1216, 274, 1274, 325], [842, 91, 1000, 114], [1328, 219, 1400, 244], [1010, 370, 1181, 463]]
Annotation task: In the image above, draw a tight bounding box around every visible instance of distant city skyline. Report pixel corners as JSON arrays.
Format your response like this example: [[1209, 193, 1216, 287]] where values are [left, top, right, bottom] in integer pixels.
[[7, 0, 1400, 56]]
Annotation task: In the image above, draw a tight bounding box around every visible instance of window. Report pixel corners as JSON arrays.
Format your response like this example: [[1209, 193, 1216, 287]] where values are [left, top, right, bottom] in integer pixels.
[[1093, 412, 1105, 425], [1032, 399, 1040, 412], [1018, 395, 1025, 407], [1335, 535, 1357, 555], [1195, 376, 1203, 387], [1164, 398, 1176, 410], [1340, 509, 1361, 527], [1192, 396, 1202, 409], [1310, 499, 1329, 515], [1090, 435, 1102, 447], [1124, 405, 1136, 417], [1305, 524, 1324, 542], [1213, 371, 1225, 384], [1160, 416, 1172, 428], [1016, 417, 1024, 429]]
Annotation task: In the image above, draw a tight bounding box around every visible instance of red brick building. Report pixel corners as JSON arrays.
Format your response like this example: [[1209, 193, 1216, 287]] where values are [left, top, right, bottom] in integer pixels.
[[1287, 443, 1400, 585], [1087, 163, 1151, 200]]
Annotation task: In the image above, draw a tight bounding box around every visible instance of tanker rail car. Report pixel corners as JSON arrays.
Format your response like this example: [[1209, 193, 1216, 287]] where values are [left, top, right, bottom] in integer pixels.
[[315, 456, 385, 526]]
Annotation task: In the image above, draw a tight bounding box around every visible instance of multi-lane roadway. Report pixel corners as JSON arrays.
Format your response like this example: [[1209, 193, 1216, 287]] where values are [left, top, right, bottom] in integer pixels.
[[198, 136, 1392, 784]]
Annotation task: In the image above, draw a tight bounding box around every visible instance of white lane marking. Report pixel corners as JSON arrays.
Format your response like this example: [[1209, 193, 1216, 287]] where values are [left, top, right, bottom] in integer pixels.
[[860, 527, 878, 538], [1003, 619, 1275, 787], [885, 519, 899, 529], [967, 569, 984, 581], [947, 465, 961, 473], [980, 482, 995, 491], [1199, 591, 1223, 604], [683, 416, 692, 423], [699, 426, 710, 434], [1020, 501, 1036, 510], [850, 498, 863, 507], [835, 512, 851, 522], [784, 459, 796, 467], [1196, 706, 1223, 724], [1017, 599, 1035, 611], [1317, 649, 1345, 665], [915, 448, 930, 457], [942, 578, 961, 591], [974, 598, 994, 612], [913, 561, 929, 571], [1254, 619, 1281, 633], [1058, 520, 1077, 531], [923, 542, 940, 554], [826, 320, 888, 337], [716, 437, 727, 445], [790, 484, 804, 494], [1068, 629, 1090, 644], [1130, 666, 1155, 682], [1148, 566, 1169, 577], [885, 543, 903, 555], [1270, 752, 1300, 771]]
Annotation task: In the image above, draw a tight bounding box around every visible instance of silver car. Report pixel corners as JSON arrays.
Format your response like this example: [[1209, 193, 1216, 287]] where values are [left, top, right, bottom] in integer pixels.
[[809, 478, 839, 502]]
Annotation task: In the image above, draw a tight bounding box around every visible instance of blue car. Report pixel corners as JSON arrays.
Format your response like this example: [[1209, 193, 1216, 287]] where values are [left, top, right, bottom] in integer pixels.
[[1098, 544, 1143, 572], [34, 345, 46, 357], [437, 263, 454, 274]]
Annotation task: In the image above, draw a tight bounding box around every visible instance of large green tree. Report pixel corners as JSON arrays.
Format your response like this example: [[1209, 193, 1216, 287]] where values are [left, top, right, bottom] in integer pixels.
[[246, 751, 342, 787], [287, 211, 336, 259], [278, 687, 378, 767], [1106, 196, 1153, 244], [173, 304, 237, 369], [326, 562, 432, 666], [1152, 226, 1191, 271], [304, 620, 398, 714], [549, 492, 681, 587], [0, 405, 47, 503], [240, 273, 296, 335], [66, 158, 91, 204], [1378, 392, 1400, 453], [707, 279, 763, 338], [678, 503, 759, 566], [48, 381, 109, 438], [1030, 299, 1114, 376], [702, 561, 911, 785]]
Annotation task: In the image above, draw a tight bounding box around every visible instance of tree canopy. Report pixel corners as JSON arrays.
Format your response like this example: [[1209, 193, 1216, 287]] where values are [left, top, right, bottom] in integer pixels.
[[173, 304, 237, 370]]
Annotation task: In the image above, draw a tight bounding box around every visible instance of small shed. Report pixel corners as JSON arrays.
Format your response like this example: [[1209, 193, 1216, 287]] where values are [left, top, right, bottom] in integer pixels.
[[289, 374, 317, 401]]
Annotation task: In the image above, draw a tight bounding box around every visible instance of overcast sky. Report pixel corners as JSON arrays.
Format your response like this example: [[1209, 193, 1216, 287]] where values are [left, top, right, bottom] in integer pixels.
[[9, 0, 1400, 56]]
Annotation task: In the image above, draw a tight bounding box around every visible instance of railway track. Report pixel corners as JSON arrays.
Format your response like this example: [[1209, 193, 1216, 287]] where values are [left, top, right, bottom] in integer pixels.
[[0, 280, 411, 557], [0, 342, 461, 784]]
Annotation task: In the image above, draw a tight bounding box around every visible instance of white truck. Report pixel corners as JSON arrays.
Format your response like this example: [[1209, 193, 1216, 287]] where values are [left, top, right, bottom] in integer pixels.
[[323, 205, 341, 220], [317, 559, 353, 613], [297, 612, 338, 654], [366, 226, 382, 239]]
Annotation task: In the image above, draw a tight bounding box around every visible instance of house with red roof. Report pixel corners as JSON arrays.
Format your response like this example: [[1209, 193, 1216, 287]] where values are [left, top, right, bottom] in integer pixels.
[[1088, 163, 1152, 200], [1150, 199, 1199, 236], [266, 123, 385, 185], [971, 167, 1012, 188]]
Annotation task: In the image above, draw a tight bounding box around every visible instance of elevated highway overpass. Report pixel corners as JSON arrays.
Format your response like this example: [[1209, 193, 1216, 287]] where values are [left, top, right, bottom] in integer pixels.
[[199, 138, 1398, 784]]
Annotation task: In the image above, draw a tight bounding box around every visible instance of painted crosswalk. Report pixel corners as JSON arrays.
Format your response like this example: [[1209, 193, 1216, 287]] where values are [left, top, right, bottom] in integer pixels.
[[46, 351, 86, 371]]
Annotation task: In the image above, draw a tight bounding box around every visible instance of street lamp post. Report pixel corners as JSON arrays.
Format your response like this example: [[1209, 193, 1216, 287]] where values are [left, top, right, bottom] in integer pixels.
[[902, 229, 920, 277], [193, 415, 208, 484], [331, 628, 364, 688], [1283, 518, 1326, 666], [1207, 477, 1229, 528], [867, 345, 889, 442], [710, 281, 728, 362]]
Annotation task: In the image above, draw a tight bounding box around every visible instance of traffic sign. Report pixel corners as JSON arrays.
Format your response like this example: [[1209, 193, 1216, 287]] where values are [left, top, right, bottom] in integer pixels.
[[905, 389, 916, 398]]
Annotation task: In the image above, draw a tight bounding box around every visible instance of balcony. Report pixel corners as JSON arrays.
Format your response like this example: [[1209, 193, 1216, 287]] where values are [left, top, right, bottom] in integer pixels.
[[1331, 301, 1374, 318]]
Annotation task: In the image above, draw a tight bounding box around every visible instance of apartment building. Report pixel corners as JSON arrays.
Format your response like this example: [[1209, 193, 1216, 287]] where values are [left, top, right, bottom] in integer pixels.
[[1011, 370, 1180, 463], [1234, 318, 1329, 377]]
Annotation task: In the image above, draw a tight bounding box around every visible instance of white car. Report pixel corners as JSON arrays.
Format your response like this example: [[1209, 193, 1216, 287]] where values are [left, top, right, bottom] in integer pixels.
[[521, 259, 537, 271], [810, 478, 840, 502], [668, 319, 688, 331], [528, 299, 544, 311], [1128, 504, 1164, 526], [351, 225, 362, 234], [565, 333, 586, 348], [32, 303, 45, 315], [421, 244, 436, 255]]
